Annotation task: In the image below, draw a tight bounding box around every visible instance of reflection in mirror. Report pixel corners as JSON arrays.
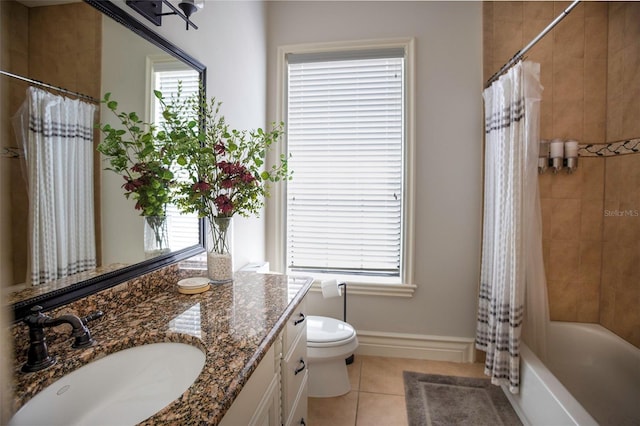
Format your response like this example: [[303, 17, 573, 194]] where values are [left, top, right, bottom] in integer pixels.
[[1, 0, 205, 319], [1, 0, 102, 302], [99, 15, 201, 265]]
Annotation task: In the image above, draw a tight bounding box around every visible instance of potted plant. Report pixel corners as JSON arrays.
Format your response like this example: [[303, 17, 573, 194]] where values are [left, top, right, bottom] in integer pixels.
[[97, 93, 174, 257], [156, 88, 290, 282]]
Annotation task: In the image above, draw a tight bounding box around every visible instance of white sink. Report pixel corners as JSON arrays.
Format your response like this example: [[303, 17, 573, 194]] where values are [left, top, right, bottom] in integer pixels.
[[10, 342, 206, 426]]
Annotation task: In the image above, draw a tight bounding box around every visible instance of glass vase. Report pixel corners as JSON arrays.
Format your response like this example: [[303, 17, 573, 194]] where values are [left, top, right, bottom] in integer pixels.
[[144, 216, 170, 259], [207, 216, 233, 283]]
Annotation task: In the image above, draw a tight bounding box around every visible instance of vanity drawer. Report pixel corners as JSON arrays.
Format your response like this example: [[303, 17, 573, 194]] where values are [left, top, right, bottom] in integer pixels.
[[282, 326, 307, 419], [284, 298, 307, 355], [285, 371, 308, 426]]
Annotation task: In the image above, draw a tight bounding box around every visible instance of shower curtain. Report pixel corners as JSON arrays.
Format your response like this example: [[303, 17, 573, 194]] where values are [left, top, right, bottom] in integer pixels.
[[476, 61, 545, 394], [15, 87, 97, 286]]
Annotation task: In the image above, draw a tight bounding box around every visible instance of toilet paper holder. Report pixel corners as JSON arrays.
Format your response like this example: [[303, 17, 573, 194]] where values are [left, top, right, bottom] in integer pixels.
[[321, 280, 348, 323], [338, 282, 347, 323], [337, 282, 355, 365]]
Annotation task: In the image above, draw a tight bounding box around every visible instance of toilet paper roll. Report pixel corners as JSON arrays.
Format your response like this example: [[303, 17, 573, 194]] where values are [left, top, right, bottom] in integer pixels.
[[321, 279, 342, 299]]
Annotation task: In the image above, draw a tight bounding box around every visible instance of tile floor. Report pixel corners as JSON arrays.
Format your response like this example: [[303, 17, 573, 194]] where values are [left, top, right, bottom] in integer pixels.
[[308, 355, 486, 426]]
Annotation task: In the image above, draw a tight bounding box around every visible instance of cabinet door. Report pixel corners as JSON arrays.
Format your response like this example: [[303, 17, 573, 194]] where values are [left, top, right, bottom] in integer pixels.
[[250, 374, 280, 426], [220, 345, 278, 426], [282, 326, 307, 420], [285, 371, 308, 426]]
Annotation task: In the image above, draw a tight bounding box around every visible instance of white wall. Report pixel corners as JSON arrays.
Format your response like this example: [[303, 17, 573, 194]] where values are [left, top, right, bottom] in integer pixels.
[[104, 0, 269, 268], [101, 16, 167, 265], [265, 1, 483, 339], [103, 0, 483, 339]]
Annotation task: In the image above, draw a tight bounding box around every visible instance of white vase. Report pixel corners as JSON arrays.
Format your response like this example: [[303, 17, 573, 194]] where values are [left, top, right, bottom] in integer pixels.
[[207, 216, 233, 283]]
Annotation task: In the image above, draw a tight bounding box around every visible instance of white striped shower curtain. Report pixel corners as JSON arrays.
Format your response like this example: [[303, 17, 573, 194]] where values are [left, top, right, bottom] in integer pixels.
[[476, 61, 544, 394], [16, 87, 97, 286]]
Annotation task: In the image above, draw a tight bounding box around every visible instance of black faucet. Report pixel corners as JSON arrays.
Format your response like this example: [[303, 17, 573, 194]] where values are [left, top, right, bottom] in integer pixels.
[[22, 305, 103, 373]]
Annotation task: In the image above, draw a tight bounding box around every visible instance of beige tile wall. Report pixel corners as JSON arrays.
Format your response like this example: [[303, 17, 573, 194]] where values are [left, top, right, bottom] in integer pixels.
[[601, 154, 640, 345], [590, 2, 638, 348], [484, 1, 639, 348], [607, 2, 640, 141], [28, 4, 102, 100], [0, 1, 101, 288], [539, 158, 604, 323], [1, 0, 30, 287]]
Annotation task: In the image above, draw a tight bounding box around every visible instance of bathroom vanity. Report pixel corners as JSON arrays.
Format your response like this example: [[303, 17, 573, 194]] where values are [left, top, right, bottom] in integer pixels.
[[220, 291, 309, 426], [5, 1, 312, 422], [10, 264, 312, 425]]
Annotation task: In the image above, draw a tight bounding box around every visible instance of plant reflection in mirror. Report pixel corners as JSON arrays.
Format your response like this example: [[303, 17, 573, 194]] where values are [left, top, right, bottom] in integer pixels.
[[97, 93, 174, 219], [144, 216, 170, 256]]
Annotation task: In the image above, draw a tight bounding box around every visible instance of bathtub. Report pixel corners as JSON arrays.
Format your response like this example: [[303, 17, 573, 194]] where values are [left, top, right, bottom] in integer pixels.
[[503, 321, 640, 426]]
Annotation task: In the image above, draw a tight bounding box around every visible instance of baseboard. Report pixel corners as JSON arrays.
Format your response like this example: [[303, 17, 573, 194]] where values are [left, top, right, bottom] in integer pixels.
[[354, 330, 476, 363]]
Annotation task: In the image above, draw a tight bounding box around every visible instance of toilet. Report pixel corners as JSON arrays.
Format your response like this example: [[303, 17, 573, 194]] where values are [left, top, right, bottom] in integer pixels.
[[306, 315, 359, 398]]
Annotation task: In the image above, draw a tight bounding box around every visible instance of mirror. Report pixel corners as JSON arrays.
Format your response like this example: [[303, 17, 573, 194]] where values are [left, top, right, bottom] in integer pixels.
[[1, 0, 206, 321]]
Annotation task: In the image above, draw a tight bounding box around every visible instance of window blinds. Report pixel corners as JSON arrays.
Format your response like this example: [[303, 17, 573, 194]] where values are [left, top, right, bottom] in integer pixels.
[[286, 52, 404, 277], [152, 64, 200, 124], [153, 64, 200, 251]]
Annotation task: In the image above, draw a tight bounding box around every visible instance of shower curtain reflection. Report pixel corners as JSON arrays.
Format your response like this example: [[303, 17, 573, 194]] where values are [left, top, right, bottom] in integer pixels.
[[13, 87, 97, 286]]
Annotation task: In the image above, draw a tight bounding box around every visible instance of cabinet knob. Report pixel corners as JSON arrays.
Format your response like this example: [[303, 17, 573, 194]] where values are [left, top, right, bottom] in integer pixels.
[[293, 312, 306, 326], [294, 358, 306, 375]]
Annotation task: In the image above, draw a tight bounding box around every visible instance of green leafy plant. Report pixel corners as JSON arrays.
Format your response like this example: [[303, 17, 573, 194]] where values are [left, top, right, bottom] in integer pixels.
[[156, 88, 290, 233], [97, 93, 174, 218]]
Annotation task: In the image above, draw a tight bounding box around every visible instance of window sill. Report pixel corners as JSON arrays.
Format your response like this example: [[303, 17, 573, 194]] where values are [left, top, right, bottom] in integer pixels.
[[307, 280, 416, 298]]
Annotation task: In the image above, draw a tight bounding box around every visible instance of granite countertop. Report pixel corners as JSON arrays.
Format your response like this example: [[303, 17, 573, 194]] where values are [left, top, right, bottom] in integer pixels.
[[11, 271, 312, 425], [5, 263, 129, 306]]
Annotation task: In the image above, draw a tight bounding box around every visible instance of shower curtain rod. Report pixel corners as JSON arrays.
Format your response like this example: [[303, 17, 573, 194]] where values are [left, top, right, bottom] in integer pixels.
[[485, 0, 581, 88], [0, 70, 100, 104]]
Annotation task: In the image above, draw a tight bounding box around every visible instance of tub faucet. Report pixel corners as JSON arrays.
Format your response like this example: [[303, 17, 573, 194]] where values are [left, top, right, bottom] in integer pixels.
[[21, 305, 103, 373]]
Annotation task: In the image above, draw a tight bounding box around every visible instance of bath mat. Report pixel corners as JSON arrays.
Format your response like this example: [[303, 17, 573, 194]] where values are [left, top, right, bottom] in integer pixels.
[[403, 371, 522, 426]]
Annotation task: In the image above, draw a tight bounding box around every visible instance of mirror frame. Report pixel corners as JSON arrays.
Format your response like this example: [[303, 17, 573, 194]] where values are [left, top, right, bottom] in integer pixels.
[[11, 0, 206, 322]]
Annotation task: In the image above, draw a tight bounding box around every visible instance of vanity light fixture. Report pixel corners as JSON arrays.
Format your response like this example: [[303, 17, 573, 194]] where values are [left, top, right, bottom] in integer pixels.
[[126, 0, 204, 30]]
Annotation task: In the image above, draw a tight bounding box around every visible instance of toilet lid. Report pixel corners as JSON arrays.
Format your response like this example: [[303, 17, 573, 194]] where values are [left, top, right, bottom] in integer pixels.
[[307, 315, 355, 343]]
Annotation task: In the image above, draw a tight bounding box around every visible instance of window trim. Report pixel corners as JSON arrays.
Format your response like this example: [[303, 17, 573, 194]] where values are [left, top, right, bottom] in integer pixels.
[[271, 38, 416, 296], [145, 54, 194, 123], [145, 55, 201, 253]]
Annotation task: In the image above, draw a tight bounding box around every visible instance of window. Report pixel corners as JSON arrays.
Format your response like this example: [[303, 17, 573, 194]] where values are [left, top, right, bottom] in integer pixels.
[[281, 40, 415, 287], [149, 58, 200, 124], [148, 56, 200, 252]]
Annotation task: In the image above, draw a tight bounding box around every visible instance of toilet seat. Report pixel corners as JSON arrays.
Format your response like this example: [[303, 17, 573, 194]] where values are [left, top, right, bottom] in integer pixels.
[[307, 315, 356, 348]]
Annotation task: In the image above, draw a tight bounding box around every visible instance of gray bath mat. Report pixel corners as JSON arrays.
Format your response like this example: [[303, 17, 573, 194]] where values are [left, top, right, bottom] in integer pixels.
[[403, 371, 522, 426]]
